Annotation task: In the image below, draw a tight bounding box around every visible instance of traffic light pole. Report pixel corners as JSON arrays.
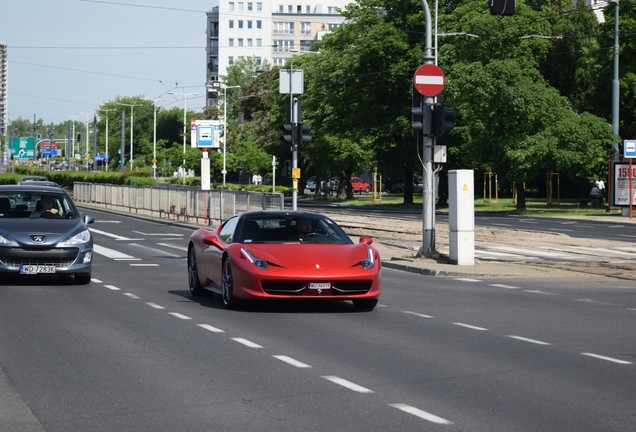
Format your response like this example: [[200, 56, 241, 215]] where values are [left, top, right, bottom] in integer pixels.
[[419, 0, 436, 257]]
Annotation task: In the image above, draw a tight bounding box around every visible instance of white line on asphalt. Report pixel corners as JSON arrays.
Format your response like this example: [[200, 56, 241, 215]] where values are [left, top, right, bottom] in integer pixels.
[[403, 311, 434, 318], [104, 285, 121, 291], [454, 278, 482, 283], [146, 302, 165, 310], [168, 312, 192, 320], [157, 242, 188, 251], [133, 231, 183, 237], [507, 335, 551, 345], [129, 263, 160, 267], [197, 324, 225, 333], [93, 244, 137, 260], [95, 220, 122, 223], [388, 404, 452, 425], [453, 322, 488, 331], [322, 376, 374, 393], [489, 283, 519, 289], [524, 290, 554, 295], [91, 278, 103, 283], [89, 228, 132, 241], [618, 234, 636, 239], [549, 228, 573, 232], [232, 338, 263, 348], [581, 353, 633, 365], [273, 355, 312, 368], [123, 293, 140, 299]]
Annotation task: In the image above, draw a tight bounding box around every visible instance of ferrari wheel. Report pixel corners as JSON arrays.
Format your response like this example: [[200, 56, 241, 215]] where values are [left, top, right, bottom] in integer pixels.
[[222, 257, 238, 309], [188, 247, 204, 296], [352, 299, 378, 311]]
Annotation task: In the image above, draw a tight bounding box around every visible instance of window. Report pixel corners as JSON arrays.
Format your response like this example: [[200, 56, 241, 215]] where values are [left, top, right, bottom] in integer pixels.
[[238, 38, 243, 47], [274, 40, 293, 52], [228, 56, 234, 65], [287, 5, 292, 13], [247, 39, 253, 47], [229, 20, 234, 29], [300, 40, 313, 52], [328, 6, 338, 14], [247, 20, 252, 29], [256, 20, 262, 29], [300, 22, 311, 35], [228, 2, 235, 11], [328, 23, 341, 30], [278, 5, 283, 12], [274, 22, 294, 35], [247, 2, 253, 11], [238, 20, 244, 29], [238, 2, 244, 11], [228, 38, 234, 47], [257, 2, 262, 11], [306, 5, 311, 13], [256, 38, 262, 47]]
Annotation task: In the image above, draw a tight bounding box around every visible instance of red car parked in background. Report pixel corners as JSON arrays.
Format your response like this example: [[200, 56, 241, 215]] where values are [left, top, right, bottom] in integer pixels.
[[350, 177, 371, 193]]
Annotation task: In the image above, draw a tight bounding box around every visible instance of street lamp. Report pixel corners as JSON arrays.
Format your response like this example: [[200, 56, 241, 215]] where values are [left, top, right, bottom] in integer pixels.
[[168, 90, 198, 184], [116, 102, 142, 170], [64, 114, 79, 166], [143, 97, 166, 178], [98, 109, 115, 171], [78, 112, 92, 170], [221, 85, 240, 186]]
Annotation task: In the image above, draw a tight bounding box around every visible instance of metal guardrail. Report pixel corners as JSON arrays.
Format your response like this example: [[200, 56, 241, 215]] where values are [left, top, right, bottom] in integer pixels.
[[72, 183, 285, 225]]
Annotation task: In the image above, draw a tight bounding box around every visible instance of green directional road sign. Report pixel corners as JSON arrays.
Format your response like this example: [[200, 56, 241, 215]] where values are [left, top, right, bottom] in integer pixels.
[[10, 137, 35, 159]]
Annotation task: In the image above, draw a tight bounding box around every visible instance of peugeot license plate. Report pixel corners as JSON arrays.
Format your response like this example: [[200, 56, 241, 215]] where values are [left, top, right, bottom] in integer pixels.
[[20, 265, 56, 274]]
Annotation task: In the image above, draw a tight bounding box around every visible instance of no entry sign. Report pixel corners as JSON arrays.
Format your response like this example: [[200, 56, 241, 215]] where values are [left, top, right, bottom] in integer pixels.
[[413, 64, 445, 97]]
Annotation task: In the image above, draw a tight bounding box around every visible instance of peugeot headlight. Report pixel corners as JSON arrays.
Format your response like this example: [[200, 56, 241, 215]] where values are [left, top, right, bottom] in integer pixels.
[[60, 229, 91, 246], [360, 248, 375, 270], [0, 234, 13, 245], [240, 247, 269, 270]]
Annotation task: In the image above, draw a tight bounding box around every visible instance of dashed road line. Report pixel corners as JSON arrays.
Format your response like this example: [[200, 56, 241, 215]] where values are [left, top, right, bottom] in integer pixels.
[[403, 311, 434, 319], [489, 283, 519, 289], [168, 312, 192, 320], [232, 337, 263, 348], [273, 355, 311, 368], [453, 322, 488, 331], [104, 284, 121, 291], [145, 302, 165, 310], [197, 324, 225, 333], [123, 293, 140, 299], [581, 353, 633, 365], [388, 403, 452, 425], [322, 376, 373, 393], [507, 335, 551, 345]]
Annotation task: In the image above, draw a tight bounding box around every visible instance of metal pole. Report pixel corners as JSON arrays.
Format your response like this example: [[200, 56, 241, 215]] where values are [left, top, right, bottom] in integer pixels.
[[92, 115, 97, 171], [419, 0, 436, 256], [612, 0, 620, 159]]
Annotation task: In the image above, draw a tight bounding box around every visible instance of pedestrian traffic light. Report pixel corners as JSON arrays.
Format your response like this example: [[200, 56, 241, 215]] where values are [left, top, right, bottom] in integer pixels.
[[432, 104, 455, 137], [297, 123, 312, 146], [282, 123, 294, 145], [489, 0, 515, 16]]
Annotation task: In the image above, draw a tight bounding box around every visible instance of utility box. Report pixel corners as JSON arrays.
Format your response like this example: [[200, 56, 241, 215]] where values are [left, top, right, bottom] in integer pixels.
[[448, 170, 474, 265]]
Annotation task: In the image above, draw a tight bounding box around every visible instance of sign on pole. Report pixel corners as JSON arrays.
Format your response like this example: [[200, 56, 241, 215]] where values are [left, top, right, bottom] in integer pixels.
[[624, 139, 636, 158], [413, 64, 445, 97], [279, 69, 304, 94]]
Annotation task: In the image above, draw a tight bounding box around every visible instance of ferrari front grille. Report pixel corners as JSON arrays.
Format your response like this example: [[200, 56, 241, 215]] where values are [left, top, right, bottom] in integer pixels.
[[261, 281, 372, 295]]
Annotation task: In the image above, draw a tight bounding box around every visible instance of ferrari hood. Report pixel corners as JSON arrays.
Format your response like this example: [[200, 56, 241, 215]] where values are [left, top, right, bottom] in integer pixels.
[[245, 243, 372, 270]]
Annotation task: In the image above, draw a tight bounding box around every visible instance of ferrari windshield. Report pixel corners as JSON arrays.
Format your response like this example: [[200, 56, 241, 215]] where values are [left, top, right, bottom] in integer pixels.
[[236, 214, 353, 244], [0, 191, 77, 219]]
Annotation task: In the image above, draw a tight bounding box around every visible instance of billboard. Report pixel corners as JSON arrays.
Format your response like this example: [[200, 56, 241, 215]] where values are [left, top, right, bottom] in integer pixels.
[[612, 163, 636, 206]]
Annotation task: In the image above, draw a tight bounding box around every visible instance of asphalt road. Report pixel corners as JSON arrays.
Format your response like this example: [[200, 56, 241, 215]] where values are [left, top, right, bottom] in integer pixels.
[[1, 209, 634, 431]]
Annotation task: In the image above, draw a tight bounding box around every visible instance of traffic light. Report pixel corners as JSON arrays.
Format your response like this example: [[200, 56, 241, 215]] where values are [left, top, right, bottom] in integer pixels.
[[432, 104, 455, 137], [297, 123, 312, 146], [489, 0, 514, 16], [282, 123, 295, 145], [411, 87, 433, 136]]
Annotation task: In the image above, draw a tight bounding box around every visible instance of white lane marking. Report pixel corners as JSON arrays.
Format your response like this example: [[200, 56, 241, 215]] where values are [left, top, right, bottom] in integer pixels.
[[89, 228, 132, 241], [507, 335, 551, 345], [489, 246, 570, 258], [91, 278, 103, 283], [454, 278, 482, 283], [489, 283, 519, 289], [389, 404, 452, 425], [491, 223, 512, 227], [549, 228, 573, 232], [322, 376, 373, 393], [232, 338, 263, 348], [123, 293, 140, 299], [273, 355, 311, 368], [403, 311, 434, 319], [93, 244, 136, 260], [453, 322, 488, 331], [524, 290, 554, 295], [197, 324, 225, 333], [581, 353, 633, 365], [146, 302, 165, 310], [95, 220, 122, 223], [618, 234, 636, 239], [157, 242, 188, 251], [133, 231, 183, 237], [168, 312, 192, 320], [129, 263, 160, 267], [104, 285, 121, 291]]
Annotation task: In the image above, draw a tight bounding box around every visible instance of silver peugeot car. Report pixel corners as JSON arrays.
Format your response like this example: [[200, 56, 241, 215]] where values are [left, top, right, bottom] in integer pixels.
[[0, 184, 95, 284]]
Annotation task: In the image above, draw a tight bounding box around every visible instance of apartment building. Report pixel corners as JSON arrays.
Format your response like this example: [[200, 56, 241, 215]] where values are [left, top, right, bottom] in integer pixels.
[[205, 1, 351, 106]]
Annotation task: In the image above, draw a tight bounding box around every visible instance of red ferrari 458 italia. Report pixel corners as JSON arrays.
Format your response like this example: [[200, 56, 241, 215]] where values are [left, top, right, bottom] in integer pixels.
[[188, 211, 381, 310]]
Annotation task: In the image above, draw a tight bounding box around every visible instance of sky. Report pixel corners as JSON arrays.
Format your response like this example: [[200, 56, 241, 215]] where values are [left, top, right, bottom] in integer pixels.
[[1, 0, 217, 125]]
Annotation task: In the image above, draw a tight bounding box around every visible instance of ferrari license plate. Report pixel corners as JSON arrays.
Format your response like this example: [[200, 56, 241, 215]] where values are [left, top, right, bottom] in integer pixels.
[[20, 265, 56, 274], [308, 282, 331, 290]]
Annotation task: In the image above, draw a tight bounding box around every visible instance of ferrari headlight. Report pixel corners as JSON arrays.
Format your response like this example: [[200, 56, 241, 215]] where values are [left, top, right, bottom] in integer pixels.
[[360, 248, 375, 270], [240, 247, 269, 270], [60, 229, 91, 246]]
